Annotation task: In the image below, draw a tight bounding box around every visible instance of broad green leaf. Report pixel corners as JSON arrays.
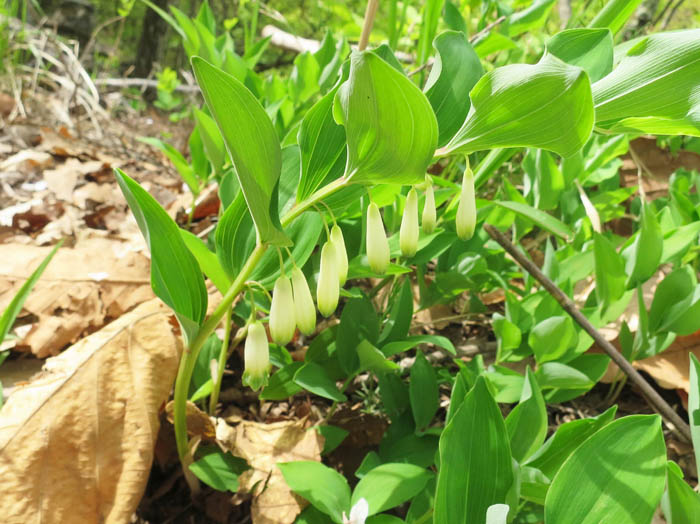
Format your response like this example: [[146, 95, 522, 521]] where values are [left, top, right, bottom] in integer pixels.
[[492, 201, 573, 240], [378, 372, 410, 421], [663, 461, 700, 524], [622, 203, 662, 288], [545, 415, 666, 524], [317, 425, 349, 455], [294, 362, 347, 402], [382, 335, 456, 358], [689, 354, 700, 476], [193, 108, 226, 174], [507, 0, 557, 38], [289, 51, 321, 104], [336, 297, 380, 374], [409, 351, 439, 432], [505, 368, 547, 462], [0, 241, 60, 344], [180, 230, 231, 293], [532, 149, 564, 210], [649, 266, 700, 335], [137, 136, 199, 195], [434, 377, 514, 524], [115, 169, 207, 343], [662, 222, 700, 263], [588, 0, 645, 35], [192, 57, 289, 246], [528, 316, 577, 363], [297, 84, 346, 201], [593, 30, 700, 136], [443, 53, 594, 158], [352, 463, 432, 516], [333, 51, 438, 185], [547, 29, 613, 83], [425, 31, 483, 147], [524, 406, 617, 480], [417, 0, 445, 65], [260, 362, 304, 401], [189, 446, 249, 492], [357, 340, 399, 374], [378, 279, 414, 345], [493, 314, 522, 362], [473, 31, 519, 58], [279, 461, 351, 523], [593, 233, 626, 309]]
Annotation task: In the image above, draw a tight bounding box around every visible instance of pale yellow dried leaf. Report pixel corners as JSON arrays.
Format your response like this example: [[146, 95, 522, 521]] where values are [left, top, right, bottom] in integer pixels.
[[216, 418, 323, 524], [0, 299, 182, 523]]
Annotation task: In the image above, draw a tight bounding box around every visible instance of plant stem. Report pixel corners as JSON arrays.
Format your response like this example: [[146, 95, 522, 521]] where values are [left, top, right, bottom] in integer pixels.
[[358, 0, 379, 51], [173, 176, 350, 461], [484, 224, 692, 442], [209, 305, 233, 415]]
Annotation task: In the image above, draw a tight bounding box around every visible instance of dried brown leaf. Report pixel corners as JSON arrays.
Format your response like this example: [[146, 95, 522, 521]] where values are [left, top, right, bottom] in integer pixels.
[[0, 299, 182, 523]]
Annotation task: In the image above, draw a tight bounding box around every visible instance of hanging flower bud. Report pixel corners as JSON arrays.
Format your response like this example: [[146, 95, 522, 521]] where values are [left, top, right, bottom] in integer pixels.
[[422, 177, 436, 234], [292, 266, 316, 335], [269, 275, 296, 345], [400, 188, 419, 258], [242, 321, 269, 391], [456, 168, 476, 240], [317, 241, 340, 317], [366, 202, 390, 274], [330, 224, 348, 286]]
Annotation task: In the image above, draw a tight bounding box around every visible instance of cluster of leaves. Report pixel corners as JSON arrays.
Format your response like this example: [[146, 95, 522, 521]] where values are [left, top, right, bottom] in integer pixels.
[[115, 0, 700, 522]]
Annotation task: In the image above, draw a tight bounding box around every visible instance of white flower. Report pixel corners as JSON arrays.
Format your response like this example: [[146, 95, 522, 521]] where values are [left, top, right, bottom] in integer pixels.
[[331, 224, 349, 286], [456, 167, 476, 240], [269, 275, 296, 345], [291, 266, 316, 335], [400, 188, 419, 258], [317, 241, 340, 317], [342, 498, 369, 524], [242, 322, 269, 391], [366, 202, 390, 274]]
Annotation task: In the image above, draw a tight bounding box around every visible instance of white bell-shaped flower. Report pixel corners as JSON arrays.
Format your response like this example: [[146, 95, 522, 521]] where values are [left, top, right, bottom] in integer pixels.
[[317, 241, 340, 317], [330, 224, 349, 286], [366, 202, 390, 274], [422, 177, 436, 234], [456, 168, 476, 240], [291, 266, 316, 335], [242, 321, 269, 391], [400, 188, 419, 258], [269, 275, 296, 345]]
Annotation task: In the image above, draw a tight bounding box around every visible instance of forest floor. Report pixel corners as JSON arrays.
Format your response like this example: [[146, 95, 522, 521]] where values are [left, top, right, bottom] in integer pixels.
[[2, 74, 700, 523]]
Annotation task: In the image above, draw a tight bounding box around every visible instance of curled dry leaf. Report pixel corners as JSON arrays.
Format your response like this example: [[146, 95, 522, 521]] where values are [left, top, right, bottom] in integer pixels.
[[216, 418, 323, 524], [0, 299, 182, 523], [0, 239, 152, 357]]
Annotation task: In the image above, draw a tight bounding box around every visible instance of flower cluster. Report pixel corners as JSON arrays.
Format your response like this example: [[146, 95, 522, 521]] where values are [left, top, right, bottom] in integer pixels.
[[243, 169, 477, 390]]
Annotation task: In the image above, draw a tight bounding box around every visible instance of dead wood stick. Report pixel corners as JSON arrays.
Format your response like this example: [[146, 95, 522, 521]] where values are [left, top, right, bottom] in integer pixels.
[[484, 223, 692, 442]]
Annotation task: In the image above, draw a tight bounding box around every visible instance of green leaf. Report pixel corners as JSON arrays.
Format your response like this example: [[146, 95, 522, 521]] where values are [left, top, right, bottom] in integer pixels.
[[279, 461, 351, 523], [334, 51, 438, 185], [289, 51, 321, 104], [689, 354, 700, 476], [547, 29, 613, 83], [491, 201, 573, 240], [193, 108, 226, 174], [425, 31, 483, 147], [410, 351, 439, 432], [434, 377, 514, 524], [378, 278, 414, 345], [588, 0, 645, 35], [663, 461, 700, 524], [260, 362, 304, 401], [180, 230, 231, 293], [532, 149, 565, 210], [0, 242, 60, 345], [297, 84, 346, 201], [443, 53, 594, 158], [382, 335, 456, 358], [593, 30, 700, 136], [137, 136, 199, 195], [505, 368, 547, 462], [528, 316, 577, 364], [545, 415, 666, 524], [352, 463, 433, 516], [649, 266, 700, 335], [593, 233, 626, 309], [115, 169, 207, 343], [378, 372, 410, 421], [317, 425, 349, 455], [192, 57, 289, 246], [622, 203, 662, 288], [358, 340, 399, 374], [507, 0, 557, 38], [336, 296, 380, 374], [189, 446, 249, 492], [524, 406, 617, 480], [294, 362, 347, 402]]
